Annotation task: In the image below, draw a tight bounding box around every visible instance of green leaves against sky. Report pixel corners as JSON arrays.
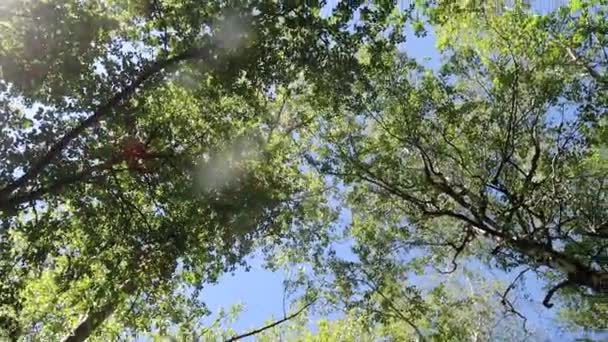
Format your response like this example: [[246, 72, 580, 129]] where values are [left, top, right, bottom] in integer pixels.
[[0, 0, 607, 341]]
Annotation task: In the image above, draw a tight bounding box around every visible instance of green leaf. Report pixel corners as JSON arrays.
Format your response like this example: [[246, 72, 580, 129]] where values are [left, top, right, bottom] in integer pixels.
[[569, 0, 583, 11]]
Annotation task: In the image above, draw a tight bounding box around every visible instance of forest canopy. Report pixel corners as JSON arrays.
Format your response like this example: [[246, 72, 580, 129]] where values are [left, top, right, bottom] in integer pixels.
[[0, 0, 607, 341]]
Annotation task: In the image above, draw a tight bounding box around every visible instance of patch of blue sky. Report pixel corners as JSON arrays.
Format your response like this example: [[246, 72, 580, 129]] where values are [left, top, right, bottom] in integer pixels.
[[196, 1, 602, 341]]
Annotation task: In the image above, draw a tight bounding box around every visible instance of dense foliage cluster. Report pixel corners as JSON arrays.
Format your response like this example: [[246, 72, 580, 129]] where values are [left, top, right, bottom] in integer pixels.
[[0, 0, 607, 341]]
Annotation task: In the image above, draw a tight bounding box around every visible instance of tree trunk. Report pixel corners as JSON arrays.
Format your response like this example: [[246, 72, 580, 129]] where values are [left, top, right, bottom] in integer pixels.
[[61, 280, 136, 342]]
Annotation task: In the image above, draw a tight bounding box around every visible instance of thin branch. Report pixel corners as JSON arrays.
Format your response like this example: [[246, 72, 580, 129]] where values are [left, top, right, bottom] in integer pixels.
[[542, 280, 570, 308], [437, 229, 475, 274], [566, 47, 606, 85], [503, 268, 529, 301], [357, 268, 427, 342], [498, 268, 530, 334], [0, 47, 208, 203], [224, 300, 315, 342]]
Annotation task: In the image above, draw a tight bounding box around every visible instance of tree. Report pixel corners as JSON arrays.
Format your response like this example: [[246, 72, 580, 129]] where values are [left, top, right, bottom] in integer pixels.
[[150, 265, 545, 341], [307, 0, 608, 332], [0, 0, 405, 340], [4, 0, 607, 339], [248, 266, 545, 342]]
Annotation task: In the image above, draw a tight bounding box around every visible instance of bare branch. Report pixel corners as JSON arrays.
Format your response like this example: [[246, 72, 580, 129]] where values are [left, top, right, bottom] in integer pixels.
[[542, 280, 570, 308], [498, 268, 530, 333], [224, 300, 315, 342], [438, 229, 475, 274]]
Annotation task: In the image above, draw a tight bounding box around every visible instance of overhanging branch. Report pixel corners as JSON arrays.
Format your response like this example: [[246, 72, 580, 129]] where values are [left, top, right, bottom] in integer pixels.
[[224, 300, 315, 342], [498, 267, 530, 333], [0, 47, 208, 204], [542, 280, 571, 308]]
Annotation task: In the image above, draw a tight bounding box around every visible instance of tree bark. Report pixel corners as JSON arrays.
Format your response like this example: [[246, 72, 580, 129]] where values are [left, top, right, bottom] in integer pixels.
[[509, 237, 603, 291], [61, 280, 136, 342]]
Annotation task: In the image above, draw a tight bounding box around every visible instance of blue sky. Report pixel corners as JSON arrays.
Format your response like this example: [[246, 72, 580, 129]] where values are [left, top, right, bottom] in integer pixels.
[[4, 1, 603, 340], [199, 1, 608, 341], [199, 5, 429, 336], [200, 6, 537, 340]]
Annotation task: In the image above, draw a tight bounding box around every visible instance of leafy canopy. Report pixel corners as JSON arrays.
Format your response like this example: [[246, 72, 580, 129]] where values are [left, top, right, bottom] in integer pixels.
[[1, 0, 608, 340]]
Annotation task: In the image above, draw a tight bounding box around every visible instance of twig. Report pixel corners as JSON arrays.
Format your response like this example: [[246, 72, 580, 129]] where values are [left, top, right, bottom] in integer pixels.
[[498, 268, 530, 333], [224, 300, 315, 342], [438, 229, 475, 274], [358, 268, 427, 342]]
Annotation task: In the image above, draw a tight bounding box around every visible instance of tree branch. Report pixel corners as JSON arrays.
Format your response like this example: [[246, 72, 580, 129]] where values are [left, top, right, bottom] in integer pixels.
[[224, 300, 315, 342], [1, 149, 176, 211], [1, 159, 118, 211], [437, 228, 475, 274], [498, 268, 530, 333], [566, 47, 606, 85], [0, 47, 207, 204], [357, 268, 427, 342], [61, 280, 137, 342], [542, 280, 570, 308]]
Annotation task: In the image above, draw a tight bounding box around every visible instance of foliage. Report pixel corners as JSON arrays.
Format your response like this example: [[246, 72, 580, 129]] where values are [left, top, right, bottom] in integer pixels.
[[1, 0, 608, 340], [250, 268, 544, 342], [304, 0, 608, 333], [0, 0, 404, 340]]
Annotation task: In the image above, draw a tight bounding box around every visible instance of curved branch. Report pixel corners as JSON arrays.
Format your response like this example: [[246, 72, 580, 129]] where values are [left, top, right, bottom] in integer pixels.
[[542, 280, 571, 308], [498, 268, 530, 333], [224, 300, 315, 342], [438, 229, 475, 274]]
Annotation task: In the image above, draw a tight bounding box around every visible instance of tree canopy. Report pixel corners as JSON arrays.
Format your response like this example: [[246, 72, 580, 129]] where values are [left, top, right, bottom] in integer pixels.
[[1, 0, 607, 341]]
